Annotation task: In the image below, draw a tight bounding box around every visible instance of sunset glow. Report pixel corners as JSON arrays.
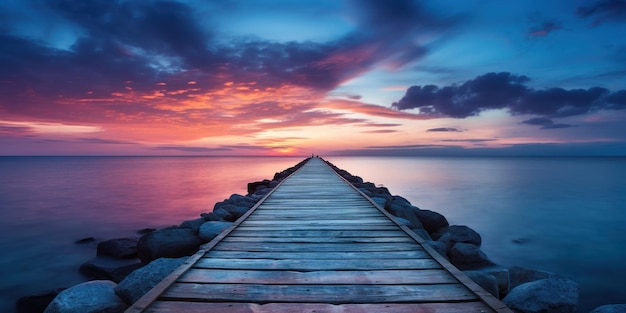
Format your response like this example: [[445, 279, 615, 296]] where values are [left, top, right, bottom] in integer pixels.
[[1, 0, 625, 156]]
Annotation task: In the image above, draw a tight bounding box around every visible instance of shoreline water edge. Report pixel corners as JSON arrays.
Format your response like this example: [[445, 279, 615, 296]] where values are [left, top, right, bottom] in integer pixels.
[[18, 157, 624, 313]]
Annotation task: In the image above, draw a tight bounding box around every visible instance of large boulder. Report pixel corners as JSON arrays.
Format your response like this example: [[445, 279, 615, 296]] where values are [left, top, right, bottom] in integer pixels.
[[44, 280, 127, 313], [424, 240, 447, 259], [212, 207, 235, 221], [16, 288, 65, 313], [446, 225, 482, 246], [136, 227, 203, 263], [115, 257, 187, 305], [590, 304, 626, 313], [370, 196, 389, 209], [219, 204, 250, 219], [227, 194, 257, 208], [385, 197, 423, 229], [449, 243, 494, 270], [97, 238, 138, 259], [464, 270, 499, 298], [415, 210, 449, 234], [509, 266, 561, 289], [179, 218, 206, 233], [411, 228, 432, 241], [503, 278, 580, 313], [199, 221, 233, 242], [79, 256, 143, 282], [247, 179, 271, 194]]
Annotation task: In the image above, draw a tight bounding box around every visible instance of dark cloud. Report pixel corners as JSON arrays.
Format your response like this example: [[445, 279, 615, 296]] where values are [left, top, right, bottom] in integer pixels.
[[440, 139, 497, 142], [392, 72, 623, 119], [77, 138, 137, 145], [577, 0, 626, 25], [528, 21, 562, 37], [522, 117, 574, 129], [366, 144, 443, 149], [427, 127, 462, 132], [361, 129, 399, 134]]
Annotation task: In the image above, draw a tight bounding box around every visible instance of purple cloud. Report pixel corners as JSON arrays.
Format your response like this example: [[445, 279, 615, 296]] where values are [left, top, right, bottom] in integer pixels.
[[528, 21, 562, 37], [577, 0, 626, 25], [427, 127, 462, 132], [521, 117, 573, 129], [392, 72, 624, 119]]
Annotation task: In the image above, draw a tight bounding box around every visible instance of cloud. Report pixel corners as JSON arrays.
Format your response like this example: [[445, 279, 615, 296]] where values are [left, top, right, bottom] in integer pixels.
[[391, 72, 624, 119], [361, 129, 399, 134], [153, 145, 231, 153], [528, 20, 562, 37], [426, 127, 462, 132], [577, 0, 626, 25], [521, 117, 574, 129], [440, 139, 498, 142]]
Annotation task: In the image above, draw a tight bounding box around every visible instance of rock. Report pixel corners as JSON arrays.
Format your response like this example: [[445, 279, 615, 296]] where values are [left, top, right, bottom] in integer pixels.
[[415, 210, 449, 234], [115, 257, 187, 305], [436, 232, 453, 253], [199, 221, 233, 242], [213, 207, 235, 221], [75, 237, 96, 244], [16, 288, 65, 313], [370, 196, 388, 209], [137, 228, 156, 235], [446, 225, 482, 246], [44, 280, 127, 313], [200, 212, 223, 221], [228, 194, 257, 208], [411, 228, 432, 241], [79, 256, 143, 283], [97, 238, 138, 259], [449, 243, 495, 270], [247, 179, 271, 194], [394, 217, 412, 226], [136, 227, 203, 263], [464, 270, 499, 298], [358, 188, 372, 197], [503, 278, 580, 313], [179, 218, 206, 233], [219, 204, 250, 219], [590, 304, 626, 313], [424, 240, 447, 259], [509, 266, 560, 289], [385, 198, 423, 230], [481, 268, 510, 298]]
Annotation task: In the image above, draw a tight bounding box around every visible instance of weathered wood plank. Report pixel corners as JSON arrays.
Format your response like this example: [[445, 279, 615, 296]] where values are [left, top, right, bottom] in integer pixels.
[[180, 269, 458, 285], [161, 283, 476, 303], [228, 230, 409, 237], [220, 236, 415, 243], [241, 219, 396, 226], [234, 224, 401, 231], [212, 242, 421, 252], [146, 301, 495, 313], [194, 258, 442, 270], [203, 250, 431, 259]]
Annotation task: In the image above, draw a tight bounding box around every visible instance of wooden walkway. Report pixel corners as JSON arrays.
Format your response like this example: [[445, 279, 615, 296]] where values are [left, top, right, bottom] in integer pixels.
[[126, 157, 512, 313]]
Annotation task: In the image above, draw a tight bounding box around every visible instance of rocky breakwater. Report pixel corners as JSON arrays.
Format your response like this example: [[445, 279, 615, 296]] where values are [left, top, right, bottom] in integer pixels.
[[19, 159, 310, 313], [324, 159, 595, 313]]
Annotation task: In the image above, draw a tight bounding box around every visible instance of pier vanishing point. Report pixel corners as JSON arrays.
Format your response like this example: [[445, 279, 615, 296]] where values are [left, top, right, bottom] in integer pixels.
[[126, 157, 513, 312]]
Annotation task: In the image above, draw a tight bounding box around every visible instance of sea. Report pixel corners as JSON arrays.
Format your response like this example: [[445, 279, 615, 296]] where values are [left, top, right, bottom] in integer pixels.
[[0, 156, 625, 312]]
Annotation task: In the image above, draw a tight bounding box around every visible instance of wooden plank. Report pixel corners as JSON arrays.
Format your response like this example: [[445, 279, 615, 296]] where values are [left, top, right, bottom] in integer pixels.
[[146, 301, 495, 313], [212, 242, 421, 252], [203, 250, 431, 259], [180, 269, 458, 285], [161, 283, 476, 303], [194, 258, 442, 270], [234, 224, 401, 231], [241, 219, 396, 226], [228, 229, 408, 237], [220, 236, 415, 243]]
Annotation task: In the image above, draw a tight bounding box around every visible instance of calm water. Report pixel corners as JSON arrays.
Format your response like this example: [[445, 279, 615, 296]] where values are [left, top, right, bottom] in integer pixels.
[[1, 156, 625, 312]]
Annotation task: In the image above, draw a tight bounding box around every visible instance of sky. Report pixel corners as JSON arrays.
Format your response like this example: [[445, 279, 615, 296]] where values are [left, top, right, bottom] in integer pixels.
[[1, 0, 625, 156]]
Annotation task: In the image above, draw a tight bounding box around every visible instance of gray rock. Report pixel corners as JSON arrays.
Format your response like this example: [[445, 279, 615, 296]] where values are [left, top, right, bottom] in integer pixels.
[[199, 221, 233, 242], [503, 278, 580, 313], [415, 210, 449, 234], [213, 207, 235, 221], [509, 266, 560, 289], [115, 257, 187, 305], [219, 204, 250, 219], [136, 227, 203, 263], [436, 232, 453, 254], [200, 212, 224, 221], [228, 194, 256, 208], [385, 198, 423, 230], [370, 196, 388, 209], [44, 280, 127, 313], [446, 225, 482, 246], [449, 242, 495, 270], [481, 268, 510, 298], [80, 256, 143, 283], [424, 240, 447, 259], [590, 304, 626, 313], [179, 218, 206, 233], [411, 228, 432, 241], [358, 188, 372, 197], [464, 270, 499, 298], [97, 238, 138, 259], [394, 216, 412, 226]]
